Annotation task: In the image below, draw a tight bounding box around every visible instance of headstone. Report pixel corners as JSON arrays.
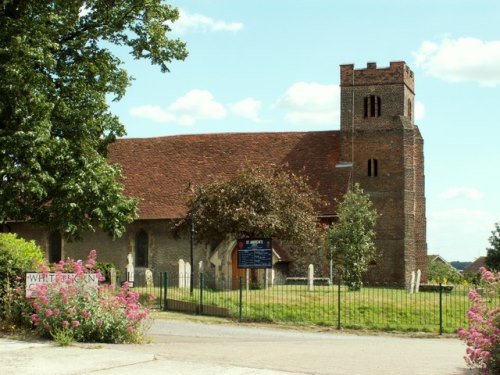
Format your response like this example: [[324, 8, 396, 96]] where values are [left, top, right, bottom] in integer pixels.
[[198, 261, 204, 273], [415, 269, 421, 293], [109, 267, 117, 288], [308, 264, 314, 292], [410, 271, 416, 293], [178, 259, 185, 288], [145, 268, 153, 288], [185, 262, 192, 291], [126, 253, 134, 287]]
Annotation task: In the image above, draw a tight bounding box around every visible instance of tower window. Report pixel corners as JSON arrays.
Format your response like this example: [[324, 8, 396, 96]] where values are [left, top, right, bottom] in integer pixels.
[[135, 230, 149, 267], [368, 159, 378, 177], [49, 231, 62, 263], [364, 95, 381, 118], [407, 99, 412, 121]]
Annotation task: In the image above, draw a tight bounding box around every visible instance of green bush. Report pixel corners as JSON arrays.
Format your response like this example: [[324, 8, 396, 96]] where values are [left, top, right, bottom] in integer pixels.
[[428, 259, 463, 285], [94, 262, 121, 284], [0, 233, 44, 319]]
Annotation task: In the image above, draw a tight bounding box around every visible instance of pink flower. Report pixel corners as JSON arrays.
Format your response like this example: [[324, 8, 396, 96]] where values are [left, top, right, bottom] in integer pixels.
[[53, 308, 60, 317], [62, 321, 69, 329], [44, 309, 53, 317], [72, 320, 80, 327]]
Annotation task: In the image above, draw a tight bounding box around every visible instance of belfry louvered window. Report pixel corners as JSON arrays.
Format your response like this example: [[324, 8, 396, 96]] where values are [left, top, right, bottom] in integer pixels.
[[364, 95, 381, 118]]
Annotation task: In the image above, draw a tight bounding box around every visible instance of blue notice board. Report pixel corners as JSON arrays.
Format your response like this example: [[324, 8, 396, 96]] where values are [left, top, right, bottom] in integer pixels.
[[237, 238, 272, 269]]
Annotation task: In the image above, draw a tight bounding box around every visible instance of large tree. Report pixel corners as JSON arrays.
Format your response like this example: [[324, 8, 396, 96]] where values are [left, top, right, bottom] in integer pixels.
[[175, 166, 327, 257], [0, 1, 188, 239], [486, 222, 500, 271], [328, 183, 378, 290]]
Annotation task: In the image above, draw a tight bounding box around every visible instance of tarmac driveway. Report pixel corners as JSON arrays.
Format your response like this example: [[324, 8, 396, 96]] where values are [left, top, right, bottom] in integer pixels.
[[0, 318, 478, 375]]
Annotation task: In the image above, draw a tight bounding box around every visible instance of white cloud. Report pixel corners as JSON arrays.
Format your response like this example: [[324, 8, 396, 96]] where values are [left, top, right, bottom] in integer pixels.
[[276, 82, 340, 125], [129, 105, 175, 123], [415, 101, 425, 121], [171, 9, 243, 34], [230, 98, 265, 122], [440, 187, 484, 200], [129, 90, 226, 126], [413, 37, 500, 86]]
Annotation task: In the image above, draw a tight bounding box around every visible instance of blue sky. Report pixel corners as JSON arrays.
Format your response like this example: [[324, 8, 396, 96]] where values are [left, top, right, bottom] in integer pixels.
[[109, 0, 500, 262]]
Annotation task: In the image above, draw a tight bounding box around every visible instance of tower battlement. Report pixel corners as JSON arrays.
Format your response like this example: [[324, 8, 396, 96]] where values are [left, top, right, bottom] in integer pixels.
[[340, 61, 414, 93]]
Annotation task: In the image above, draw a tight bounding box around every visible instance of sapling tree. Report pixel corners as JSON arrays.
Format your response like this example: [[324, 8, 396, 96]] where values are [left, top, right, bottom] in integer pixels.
[[328, 183, 378, 290]]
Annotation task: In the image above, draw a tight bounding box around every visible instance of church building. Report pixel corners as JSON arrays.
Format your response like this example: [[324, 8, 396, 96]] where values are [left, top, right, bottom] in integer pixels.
[[9, 61, 427, 287]]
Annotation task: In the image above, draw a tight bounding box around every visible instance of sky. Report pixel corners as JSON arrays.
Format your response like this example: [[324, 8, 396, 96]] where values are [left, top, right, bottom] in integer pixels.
[[108, 0, 500, 262]]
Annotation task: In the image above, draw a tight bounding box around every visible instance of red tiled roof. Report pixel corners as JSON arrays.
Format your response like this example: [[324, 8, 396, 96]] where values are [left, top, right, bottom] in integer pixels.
[[108, 131, 349, 219]]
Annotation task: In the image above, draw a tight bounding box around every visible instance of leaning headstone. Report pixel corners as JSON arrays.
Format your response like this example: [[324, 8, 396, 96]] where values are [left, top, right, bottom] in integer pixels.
[[308, 264, 314, 292], [410, 271, 416, 293], [145, 268, 153, 288], [415, 269, 421, 293], [178, 259, 185, 288], [126, 253, 134, 287], [109, 267, 117, 288]]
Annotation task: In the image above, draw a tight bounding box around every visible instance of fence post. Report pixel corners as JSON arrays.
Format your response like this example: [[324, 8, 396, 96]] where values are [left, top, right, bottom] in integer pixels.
[[163, 272, 168, 312], [199, 272, 204, 315], [337, 278, 341, 330], [239, 276, 243, 322], [439, 283, 443, 335]]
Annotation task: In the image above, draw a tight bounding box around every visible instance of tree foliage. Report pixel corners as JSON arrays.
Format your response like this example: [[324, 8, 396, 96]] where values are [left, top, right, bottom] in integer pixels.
[[0, 1, 188, 239], [328, 183, 378, 290], [427, 258, 463, 285], [176, 166, 326, 253], [486, 222, 500, 271]]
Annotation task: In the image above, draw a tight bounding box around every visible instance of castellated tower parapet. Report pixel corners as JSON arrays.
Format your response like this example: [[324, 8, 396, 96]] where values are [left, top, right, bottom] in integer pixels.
[[340, 61, 414, 93]]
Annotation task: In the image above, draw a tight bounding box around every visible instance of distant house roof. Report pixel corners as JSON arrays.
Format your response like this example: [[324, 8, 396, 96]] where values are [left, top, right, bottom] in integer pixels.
[[108, 131, 350, 220], [464, 256, 487, 274], [428, 254, 448, 264]]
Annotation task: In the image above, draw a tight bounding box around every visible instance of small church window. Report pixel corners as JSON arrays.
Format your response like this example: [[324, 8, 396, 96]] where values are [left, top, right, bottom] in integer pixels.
[[407, 99, 412, 121], [368, 159, 378, 177], [364, 95, 381, 118], [135, 230, 149, 267], [49, 231, 62, 263]]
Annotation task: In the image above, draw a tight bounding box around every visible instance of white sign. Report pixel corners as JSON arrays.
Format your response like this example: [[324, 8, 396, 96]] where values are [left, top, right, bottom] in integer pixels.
[[25, 273, 99, 298]]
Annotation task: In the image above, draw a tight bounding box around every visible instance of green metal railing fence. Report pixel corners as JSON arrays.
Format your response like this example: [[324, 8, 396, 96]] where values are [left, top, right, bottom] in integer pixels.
[[130, 272, 494, 335]]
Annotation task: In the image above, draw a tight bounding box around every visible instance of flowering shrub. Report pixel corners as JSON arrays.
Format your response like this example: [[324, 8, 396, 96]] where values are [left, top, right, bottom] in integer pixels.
[[27, 250, 150, 343], [458, 267, 500, 375]]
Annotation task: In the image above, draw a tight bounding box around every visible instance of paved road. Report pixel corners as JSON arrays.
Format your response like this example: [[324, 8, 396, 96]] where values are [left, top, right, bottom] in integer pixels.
[[0, 319, 477, 375]]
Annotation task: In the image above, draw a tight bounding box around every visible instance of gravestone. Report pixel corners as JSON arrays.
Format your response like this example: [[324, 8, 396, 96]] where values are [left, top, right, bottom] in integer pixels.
[[145, 268, 153, 288], [126, 253, 134, 287], [415, 269, 421, 293], [308, 264, 314, 292], [109, 267, 117, 288], [185, 262, 191, 290], [178, 259, 185, 288], [410, 271, 416, 293]]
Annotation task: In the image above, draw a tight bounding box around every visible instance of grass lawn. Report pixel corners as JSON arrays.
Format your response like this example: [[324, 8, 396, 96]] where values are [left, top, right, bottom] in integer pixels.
[[134, 282, 489, 334]]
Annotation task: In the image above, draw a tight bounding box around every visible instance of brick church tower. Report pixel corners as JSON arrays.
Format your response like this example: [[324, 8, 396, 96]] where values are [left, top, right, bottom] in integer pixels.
[[339, 61, 427, 285]]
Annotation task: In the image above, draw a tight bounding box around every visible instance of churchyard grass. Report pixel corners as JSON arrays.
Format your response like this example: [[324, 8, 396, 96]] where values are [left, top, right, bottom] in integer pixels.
[[133, 276, 483, 334]]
